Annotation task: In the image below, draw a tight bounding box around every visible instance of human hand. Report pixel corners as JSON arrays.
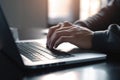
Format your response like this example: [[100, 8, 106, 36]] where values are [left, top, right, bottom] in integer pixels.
[[47, 22, 94, 49]]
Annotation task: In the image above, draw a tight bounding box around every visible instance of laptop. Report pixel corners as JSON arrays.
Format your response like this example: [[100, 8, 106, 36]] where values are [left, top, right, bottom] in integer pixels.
[[0, 5, 106, 70]]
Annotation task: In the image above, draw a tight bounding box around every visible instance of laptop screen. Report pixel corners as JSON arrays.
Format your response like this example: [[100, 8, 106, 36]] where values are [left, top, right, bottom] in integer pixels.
[[0, 5, 24, 66]]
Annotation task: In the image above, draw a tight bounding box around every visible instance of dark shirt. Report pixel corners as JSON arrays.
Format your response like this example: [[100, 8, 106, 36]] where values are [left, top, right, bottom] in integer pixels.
[[74, 0, 120, 54]]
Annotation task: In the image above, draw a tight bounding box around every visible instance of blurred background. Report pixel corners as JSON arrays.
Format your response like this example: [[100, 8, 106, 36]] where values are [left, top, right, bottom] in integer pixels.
[[0, 0, 109, 40]]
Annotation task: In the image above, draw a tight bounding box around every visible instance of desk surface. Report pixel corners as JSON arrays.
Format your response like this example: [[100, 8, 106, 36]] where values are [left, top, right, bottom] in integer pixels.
[[24, 61, 120, 80], [0, 32, 120, 80], [0, 50, 120, 80]]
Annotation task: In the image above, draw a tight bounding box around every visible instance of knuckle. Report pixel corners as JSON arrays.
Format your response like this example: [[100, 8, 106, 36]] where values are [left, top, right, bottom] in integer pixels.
[[49, 25, 61, 32], [63, 21, 72, 26], [49, 26, 55, 31], [64, 21, 69, 24]]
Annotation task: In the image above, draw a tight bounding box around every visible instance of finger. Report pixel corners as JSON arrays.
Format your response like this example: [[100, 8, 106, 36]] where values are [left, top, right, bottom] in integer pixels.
[[47, 23, 63, 46], [54, 36, 73, 48], [47, 21, 74, 40], [49, 28, 75, 49], [63, 21, 73, 27], [52, 22, 72, 36], [47, 23, 62, 40], [56, 26, 73, 32]]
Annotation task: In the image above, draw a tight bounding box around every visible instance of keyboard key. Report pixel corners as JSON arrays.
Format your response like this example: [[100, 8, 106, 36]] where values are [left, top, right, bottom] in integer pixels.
[[17, 42, 73, 62]]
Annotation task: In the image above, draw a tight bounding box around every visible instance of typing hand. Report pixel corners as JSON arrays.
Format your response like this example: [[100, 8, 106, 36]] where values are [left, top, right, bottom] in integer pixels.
[[47, 21, 94, 49]]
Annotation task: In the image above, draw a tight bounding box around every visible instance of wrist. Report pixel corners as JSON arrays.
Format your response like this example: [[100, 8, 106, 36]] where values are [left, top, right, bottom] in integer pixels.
[[86, 31, 94, 49]]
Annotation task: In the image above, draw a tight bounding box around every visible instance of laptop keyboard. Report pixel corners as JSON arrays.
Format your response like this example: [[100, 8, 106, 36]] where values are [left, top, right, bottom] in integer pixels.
[[17, 42, 73, 62]]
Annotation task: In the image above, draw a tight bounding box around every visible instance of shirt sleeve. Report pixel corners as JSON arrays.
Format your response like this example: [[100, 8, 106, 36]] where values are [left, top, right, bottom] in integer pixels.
[[74, 0, 120, 54], [92, 24, 120, 53], [74, 0, 120, 31]]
